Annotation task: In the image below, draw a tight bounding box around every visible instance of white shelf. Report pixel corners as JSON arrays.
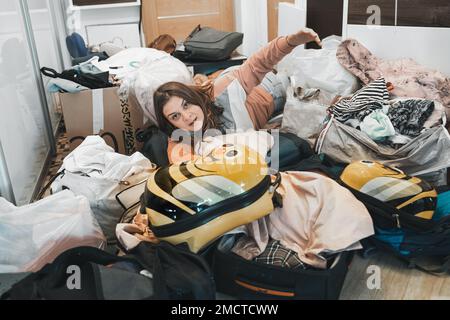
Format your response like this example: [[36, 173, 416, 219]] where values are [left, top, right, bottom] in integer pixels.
[[69, 0, 141, 11]]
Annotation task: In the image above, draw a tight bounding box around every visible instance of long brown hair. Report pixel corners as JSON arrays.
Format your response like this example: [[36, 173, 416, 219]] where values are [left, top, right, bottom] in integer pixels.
[[154, 81, 224, 137]]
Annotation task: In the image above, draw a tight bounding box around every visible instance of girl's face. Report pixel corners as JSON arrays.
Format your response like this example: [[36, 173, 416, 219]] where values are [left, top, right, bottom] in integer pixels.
[[163, 96, 205, 132]]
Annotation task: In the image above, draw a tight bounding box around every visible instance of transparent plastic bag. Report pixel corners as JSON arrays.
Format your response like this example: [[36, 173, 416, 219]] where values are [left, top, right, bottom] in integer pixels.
[[0, 190, 106, 273], [278, 35, 360, 96]]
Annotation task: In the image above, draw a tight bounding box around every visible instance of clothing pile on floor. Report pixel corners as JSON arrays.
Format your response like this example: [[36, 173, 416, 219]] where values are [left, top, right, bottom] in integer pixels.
[[329, 77, 442, 146], [281, 37, 450, 187]]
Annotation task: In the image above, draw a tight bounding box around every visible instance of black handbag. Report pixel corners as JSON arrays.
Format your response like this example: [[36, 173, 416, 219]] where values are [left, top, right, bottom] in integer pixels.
[[40, 67, 113, 90], [181, 25, 243, 62]]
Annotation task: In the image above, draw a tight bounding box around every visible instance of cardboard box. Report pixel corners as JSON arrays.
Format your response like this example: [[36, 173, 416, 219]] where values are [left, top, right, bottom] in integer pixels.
[[58, 87, 144, 155]]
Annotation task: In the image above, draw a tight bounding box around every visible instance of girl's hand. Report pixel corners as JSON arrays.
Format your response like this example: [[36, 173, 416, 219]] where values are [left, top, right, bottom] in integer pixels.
[[287, 28, 322, 47]]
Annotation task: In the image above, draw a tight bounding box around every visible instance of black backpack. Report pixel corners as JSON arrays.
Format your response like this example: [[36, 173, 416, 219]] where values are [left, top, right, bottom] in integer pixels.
[[282, 156, 450, 275], [339, 183, 450, 275], [1, 242, 216, 300], [40, 67, 113, 90]]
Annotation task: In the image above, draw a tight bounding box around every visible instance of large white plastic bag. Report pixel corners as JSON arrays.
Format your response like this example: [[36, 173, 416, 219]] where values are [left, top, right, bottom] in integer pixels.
[[94, 48, 168, 78], [277, 35, 359, 96], [0, 190, 106, 273], [281, 86, 331, 146], [118, 49, 192, 125], [51, 136, 156, 243]]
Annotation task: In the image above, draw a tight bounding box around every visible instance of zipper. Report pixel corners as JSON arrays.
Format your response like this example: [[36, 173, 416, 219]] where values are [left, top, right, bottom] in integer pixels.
[[393, 213, 401, 228]]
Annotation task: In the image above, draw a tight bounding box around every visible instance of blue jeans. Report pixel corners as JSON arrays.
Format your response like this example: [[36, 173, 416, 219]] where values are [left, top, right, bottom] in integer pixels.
[[259, 72, 287, 115], [218, 66, 287, 116]]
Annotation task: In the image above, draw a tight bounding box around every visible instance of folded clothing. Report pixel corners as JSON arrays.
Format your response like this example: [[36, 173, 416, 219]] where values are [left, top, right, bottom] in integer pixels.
[[360, 109, 396, 141], [47, 78, 89, 93], [387, 99, 435, 137], [330, 78, 390, 123]]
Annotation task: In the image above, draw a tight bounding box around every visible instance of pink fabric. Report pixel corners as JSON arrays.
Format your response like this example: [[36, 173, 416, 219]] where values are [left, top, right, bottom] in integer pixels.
[[232, 171, 374, 269], [213, 36, 293, 131], [336, 39, 450, 120], [213, 36, 294, 97]]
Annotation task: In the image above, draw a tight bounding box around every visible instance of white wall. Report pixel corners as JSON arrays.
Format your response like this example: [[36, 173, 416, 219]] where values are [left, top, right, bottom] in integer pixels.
[[342, 0, 450, 77], [277, 2, 306, 38], [345, 25, 450, 77], [64, 0, 142, 48], [234, 0, 268, 56]]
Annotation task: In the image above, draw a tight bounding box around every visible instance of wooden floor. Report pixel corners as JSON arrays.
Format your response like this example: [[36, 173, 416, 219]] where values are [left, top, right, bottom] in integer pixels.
[[340, 252, 450, 300]]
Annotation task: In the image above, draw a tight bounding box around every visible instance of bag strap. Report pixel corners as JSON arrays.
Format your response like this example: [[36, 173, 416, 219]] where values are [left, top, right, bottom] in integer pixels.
[[35, 170, 65, 201], [115, 179, 148, 212], [185, 24, 202, 42], [40, 67, 60, 78], [408, 255, 450, 276], [70, 132, 119, 153], [100, 132, 119, 153], [339, 180, 438, 232]]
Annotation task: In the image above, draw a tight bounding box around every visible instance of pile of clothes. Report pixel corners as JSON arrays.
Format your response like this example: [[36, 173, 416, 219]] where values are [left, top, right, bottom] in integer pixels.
[[228, 171, 374, 270], [336, 39, 450, 120], [329, 77, 443, 147], [278, 37, 450, 186]]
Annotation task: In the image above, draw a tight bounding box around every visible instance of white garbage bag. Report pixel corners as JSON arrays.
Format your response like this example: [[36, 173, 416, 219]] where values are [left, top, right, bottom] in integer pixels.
[[93, 47, 168, 78], [0, 190, 106, 273], [51, 136, 156, 242], [117, 48, 192, 125], [277, 35, 360, 96]]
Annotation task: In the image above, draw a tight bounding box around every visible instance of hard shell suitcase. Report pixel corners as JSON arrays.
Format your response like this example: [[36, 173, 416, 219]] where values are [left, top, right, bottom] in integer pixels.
[[212, 247, 353, 300]]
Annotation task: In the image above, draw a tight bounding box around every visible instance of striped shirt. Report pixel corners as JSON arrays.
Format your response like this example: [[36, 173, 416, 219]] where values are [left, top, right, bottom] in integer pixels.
[[330, 77, 390, 122]]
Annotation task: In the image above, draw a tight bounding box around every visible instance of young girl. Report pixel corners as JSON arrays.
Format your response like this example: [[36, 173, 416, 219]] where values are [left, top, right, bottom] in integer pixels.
[[153, 28, 322, 163]]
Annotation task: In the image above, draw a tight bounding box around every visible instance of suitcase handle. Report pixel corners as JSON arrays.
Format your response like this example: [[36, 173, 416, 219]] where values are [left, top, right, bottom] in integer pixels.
[[234, 278, 295, 298]]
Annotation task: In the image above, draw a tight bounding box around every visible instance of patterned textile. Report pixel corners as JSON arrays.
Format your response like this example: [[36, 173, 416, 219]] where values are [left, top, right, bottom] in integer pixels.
[[387, 99, 435, 137], [254, 239, 311, 270], [330, 78, 390, 122]]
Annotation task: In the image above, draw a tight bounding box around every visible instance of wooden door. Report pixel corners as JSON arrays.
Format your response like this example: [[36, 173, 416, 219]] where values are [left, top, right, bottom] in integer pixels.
[[267, 0, 295, 41], [142, 0, 235, 45]]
